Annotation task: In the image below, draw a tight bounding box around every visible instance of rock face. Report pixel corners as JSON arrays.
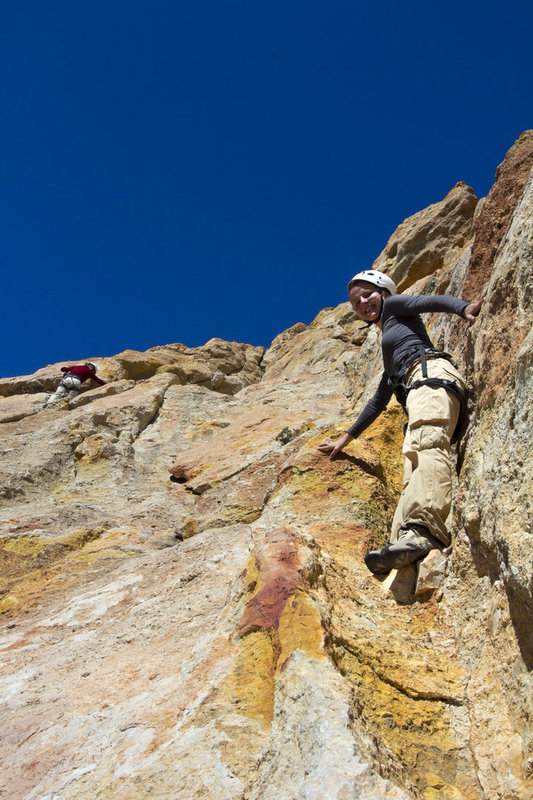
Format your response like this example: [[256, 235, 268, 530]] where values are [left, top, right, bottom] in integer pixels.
[[1, 133, 532, 800], [372, 181, 478, 293]]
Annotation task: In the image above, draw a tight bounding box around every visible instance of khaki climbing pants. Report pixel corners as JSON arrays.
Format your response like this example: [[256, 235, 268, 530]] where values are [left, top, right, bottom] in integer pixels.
[[391, 358, 465, 547]]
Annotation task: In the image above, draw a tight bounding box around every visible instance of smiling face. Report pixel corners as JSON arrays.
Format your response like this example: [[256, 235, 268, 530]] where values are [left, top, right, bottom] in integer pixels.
[[348, 281, 386, 323]]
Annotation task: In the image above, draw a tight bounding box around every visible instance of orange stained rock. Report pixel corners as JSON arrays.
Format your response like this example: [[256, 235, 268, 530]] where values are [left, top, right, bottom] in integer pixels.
[[238, 572, 301, 635], [313, 517, 476, 797], [227, 531, 328, 727], [306, 404, 404, 495], [277, 458, 366, 505], [273, 452, 396, 550], [464, 130, 533, 298]]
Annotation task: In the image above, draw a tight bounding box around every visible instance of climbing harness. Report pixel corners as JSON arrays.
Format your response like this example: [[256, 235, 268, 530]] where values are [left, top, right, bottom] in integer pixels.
[[388, 346, 467, 440], [58, 374, 82, 394]]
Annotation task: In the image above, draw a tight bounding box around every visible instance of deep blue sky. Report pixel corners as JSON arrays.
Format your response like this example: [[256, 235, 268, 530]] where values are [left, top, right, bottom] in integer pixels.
[[2, 0, 531, 378]]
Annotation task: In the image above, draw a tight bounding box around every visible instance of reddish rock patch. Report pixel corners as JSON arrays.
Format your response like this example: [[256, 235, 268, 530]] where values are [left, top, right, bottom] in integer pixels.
[[238, 528, 303, 636], [464, 130, 533, 298], [238, 573, 302, 635]]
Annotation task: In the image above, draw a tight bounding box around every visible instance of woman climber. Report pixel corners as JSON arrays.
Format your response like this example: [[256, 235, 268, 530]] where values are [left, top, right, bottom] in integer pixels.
[[318, 269, 485, 575]]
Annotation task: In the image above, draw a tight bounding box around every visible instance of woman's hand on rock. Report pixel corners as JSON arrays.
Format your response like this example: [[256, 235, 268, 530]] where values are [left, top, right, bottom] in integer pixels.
[[463, 290, 487, 322], [318, 434, 353, 461]]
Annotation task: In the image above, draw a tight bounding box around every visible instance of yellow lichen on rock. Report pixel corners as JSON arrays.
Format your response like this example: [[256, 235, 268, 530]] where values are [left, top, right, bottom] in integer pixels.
[[0, 525, 140, 619], [360, 401, 405, 495], [226, 630, 276, 726], [221, 552, 277, 726], [277, 587, 325, 673], [333, 642, 472, 798]]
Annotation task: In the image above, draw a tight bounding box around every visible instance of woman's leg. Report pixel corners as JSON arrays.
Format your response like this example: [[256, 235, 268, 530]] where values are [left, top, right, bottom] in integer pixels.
[[47, 383, 68, 403], [364, 359, 463, 574], [400, 361, 462, 546]]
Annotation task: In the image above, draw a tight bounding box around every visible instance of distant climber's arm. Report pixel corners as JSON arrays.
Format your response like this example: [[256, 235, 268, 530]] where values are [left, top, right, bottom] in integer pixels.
[[92, 375, 106, 386]]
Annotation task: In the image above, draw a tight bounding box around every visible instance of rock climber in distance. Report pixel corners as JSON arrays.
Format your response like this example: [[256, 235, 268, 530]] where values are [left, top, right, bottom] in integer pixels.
[[318, 269, 485, 575], [46, 362, 106, 407]]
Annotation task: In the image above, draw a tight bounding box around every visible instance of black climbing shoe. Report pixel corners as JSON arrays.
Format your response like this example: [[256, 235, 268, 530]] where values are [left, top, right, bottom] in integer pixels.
[[364, 527, 433, 575]]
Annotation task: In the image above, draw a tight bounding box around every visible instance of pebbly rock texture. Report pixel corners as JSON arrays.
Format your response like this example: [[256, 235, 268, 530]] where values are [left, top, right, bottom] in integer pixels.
[[1, 132, 532, 800]]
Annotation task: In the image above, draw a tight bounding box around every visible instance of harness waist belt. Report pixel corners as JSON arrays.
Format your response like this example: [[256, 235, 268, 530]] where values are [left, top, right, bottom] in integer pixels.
[[394, 347, 456, 384]]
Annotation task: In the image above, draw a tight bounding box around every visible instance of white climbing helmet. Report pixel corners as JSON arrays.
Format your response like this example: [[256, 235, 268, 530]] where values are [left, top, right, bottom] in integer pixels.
[[85, 362, 97, 372], [347, 270, 397, 295]]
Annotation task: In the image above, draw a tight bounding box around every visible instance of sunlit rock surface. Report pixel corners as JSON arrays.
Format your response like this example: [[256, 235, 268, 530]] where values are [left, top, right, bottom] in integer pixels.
[[1, 133, 532, 800]]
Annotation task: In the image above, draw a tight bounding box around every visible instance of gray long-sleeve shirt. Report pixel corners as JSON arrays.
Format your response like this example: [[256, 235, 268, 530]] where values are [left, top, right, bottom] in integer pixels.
[[346, 293, 468, 439]]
